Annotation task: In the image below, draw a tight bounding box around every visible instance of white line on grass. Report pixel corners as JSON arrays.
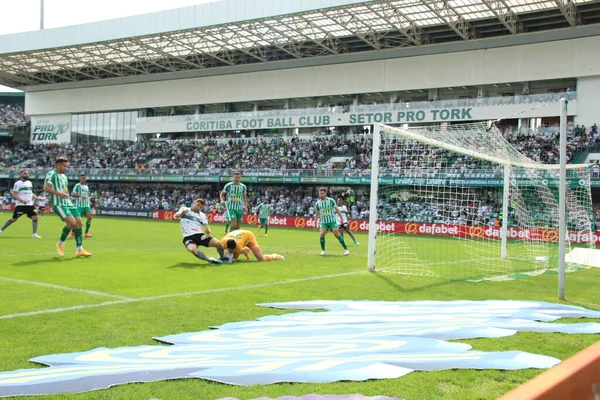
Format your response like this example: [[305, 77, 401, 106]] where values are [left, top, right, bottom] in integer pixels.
[[0, 276, 134, 300], [0, 248, 174, 257], [0, 270, 365, 320]]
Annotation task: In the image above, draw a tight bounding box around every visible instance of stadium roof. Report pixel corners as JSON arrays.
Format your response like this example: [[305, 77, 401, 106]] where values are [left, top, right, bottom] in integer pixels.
[[1, 0, 600, 89]]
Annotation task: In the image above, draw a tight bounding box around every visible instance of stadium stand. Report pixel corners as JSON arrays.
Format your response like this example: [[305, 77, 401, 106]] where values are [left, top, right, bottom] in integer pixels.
[[0, 126, 598, 171], [0, 104, 28, 128]]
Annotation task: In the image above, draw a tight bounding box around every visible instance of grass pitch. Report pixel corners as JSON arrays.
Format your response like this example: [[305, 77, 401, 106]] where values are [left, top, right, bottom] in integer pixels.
[[0, 214, 599, 400]]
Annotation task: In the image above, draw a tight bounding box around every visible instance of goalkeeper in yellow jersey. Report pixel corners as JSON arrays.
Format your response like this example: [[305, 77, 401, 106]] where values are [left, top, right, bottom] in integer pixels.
[[220, 229, 284, 262]]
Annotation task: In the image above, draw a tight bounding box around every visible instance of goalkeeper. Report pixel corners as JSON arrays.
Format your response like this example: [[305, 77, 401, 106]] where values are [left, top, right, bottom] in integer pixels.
[[220, 229, 284, 262]]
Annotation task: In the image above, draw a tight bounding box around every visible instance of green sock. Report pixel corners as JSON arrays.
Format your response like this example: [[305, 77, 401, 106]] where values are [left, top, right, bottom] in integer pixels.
[[265, 225, 269, 234], [74, 229, 83, 248], [338, 235, 348, 250], [60, 226, 71, 242], [85, 220, 92, 234], [320, 237, 325, 251]]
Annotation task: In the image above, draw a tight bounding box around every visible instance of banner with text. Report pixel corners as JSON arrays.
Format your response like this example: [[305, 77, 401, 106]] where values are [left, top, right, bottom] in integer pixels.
[[145, 212, 600, 245], [30, 114, 71, 144], [96, 208, 154, 218], [136, 102, 577, 134], [1, 203, 15, 212]]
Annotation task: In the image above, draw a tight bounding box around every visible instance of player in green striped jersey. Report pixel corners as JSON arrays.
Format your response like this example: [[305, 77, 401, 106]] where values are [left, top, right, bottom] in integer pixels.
[[220, 171, 248, 233], [72, 174, 93, 238], [43, 157, 92, 257], [314, 187, 349, 256], [256, 197, 271, 236]]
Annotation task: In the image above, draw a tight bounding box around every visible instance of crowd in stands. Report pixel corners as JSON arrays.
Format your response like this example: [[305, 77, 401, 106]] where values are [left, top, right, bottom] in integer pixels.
[[2, 181, 598, 231], [0, 123, 598, 174], [0, 120, 599, 229], [0, 104, 29, 129]]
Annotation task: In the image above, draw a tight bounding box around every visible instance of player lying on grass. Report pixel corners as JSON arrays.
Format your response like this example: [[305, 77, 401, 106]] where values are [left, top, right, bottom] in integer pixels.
[[220, 229, 284, 262], [176, 198, 229, 265]]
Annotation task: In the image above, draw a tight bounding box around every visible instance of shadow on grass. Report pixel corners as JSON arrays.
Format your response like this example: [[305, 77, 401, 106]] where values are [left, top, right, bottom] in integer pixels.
[[371, 272, 456, 293], [11, 257, 81, 267], [168, 262, 210, 270]]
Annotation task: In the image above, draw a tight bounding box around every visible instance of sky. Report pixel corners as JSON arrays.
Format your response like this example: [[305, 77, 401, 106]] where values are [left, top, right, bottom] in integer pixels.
[[0, 0, 218, 92]]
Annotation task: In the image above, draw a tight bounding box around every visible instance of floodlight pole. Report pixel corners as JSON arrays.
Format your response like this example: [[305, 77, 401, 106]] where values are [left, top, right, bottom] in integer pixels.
[[40, 0, 45, 30], [558, 98, 567, 301]]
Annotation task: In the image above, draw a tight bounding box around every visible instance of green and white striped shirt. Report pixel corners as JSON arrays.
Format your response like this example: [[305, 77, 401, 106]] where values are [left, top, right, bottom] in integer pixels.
[[44, 170, 73, 207], [315, 197, 338, 224], [222, 182, 247, 211], [72, 183, 90, 208], [257, 203, 270, 218]]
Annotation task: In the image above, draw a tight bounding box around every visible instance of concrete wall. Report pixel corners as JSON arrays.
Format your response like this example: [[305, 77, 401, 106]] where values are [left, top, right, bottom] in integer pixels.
[[25, 36, 600, 121], [575, 76, 600, 128]]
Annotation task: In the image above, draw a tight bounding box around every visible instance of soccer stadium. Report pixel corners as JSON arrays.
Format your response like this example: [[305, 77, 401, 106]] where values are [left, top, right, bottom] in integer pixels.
[[1, 0, 600, 398]]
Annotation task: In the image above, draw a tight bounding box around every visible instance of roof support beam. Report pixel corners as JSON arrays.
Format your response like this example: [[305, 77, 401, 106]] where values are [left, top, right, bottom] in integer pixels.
[[104, 43, 176, 73], [294, 15, 343, 54], [368, 1, 430, 46], [136, 38, 204, 70], [554, 0, 580, 27], [420, 0, 476, 40], [481, 0, 523, 34]]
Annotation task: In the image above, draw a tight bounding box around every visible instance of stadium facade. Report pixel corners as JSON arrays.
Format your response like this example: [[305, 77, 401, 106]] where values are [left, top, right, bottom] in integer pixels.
[[0, 0, 599, 145]]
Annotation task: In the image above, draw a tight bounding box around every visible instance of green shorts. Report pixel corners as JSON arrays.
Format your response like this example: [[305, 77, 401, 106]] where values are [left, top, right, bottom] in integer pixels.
[[320, 221, 338, 230], [225, 208, 243, 223], [53, 205, 81, 220], [78, 206, 93, 216], [259, 217, 269, 225]]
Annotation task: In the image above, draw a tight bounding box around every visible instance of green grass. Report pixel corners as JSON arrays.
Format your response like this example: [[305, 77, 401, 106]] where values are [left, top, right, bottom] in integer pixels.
[[0, 214, 599, 400]]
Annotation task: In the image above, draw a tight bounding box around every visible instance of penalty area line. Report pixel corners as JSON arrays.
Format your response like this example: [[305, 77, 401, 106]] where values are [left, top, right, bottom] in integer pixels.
[[0, 248, 174, 257], [0, 276, 134, 300], [0, 270, 366, 320]]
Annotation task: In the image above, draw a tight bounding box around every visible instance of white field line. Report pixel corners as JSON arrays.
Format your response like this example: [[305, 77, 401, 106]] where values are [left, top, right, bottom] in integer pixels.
[[0, 270, 366, 320], [0, 276, 134, 300], [0, 248, 173, 257]]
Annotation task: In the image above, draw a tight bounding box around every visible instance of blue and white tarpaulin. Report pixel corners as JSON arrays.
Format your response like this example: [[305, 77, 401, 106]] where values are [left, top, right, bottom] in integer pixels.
[[1, 300, 599, 397]]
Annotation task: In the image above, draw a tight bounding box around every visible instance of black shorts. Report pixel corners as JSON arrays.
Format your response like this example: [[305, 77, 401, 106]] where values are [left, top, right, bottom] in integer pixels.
[[183, 233, 213, 248], [13, 205, 37, 219], [339, 222, 349, 230]]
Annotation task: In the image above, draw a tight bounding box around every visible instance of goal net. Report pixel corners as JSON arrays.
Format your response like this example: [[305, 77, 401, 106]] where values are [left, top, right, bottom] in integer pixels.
[[367, 121, 595, 281]]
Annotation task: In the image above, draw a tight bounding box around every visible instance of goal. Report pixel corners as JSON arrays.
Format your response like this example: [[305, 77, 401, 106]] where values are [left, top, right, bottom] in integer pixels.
[[367, 121, 595, 281]]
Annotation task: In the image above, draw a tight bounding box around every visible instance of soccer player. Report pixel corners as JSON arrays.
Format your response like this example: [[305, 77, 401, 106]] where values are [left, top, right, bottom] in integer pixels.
[[72, 174, 93, 238], [336, 198, 359, 246], [220, 171, 248, 232], [175, 198, 227, 264], [314, 187, 349, 256], [256, 197, 271, 236], [0, 169, 45, 238], [220, 229, 284, 262], [36, 195, 48, 218], [43, 157, 92, 257]]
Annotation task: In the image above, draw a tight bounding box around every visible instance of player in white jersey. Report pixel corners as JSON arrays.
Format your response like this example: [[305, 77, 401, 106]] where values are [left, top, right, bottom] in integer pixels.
[[336, 198, 359, 246], [36, 195, 48, 218], [175, 198, 229, 265], [0, 169, 46, 238]]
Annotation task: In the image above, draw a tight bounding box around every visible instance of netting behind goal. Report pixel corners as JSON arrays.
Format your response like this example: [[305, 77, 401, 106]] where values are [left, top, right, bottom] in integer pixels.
[[367, 122, 595, 281]]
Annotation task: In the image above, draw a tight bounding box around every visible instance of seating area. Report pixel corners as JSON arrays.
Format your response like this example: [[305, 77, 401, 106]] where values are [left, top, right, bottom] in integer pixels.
[[0, 104, 28, 129], [1, 123, 598, 173]]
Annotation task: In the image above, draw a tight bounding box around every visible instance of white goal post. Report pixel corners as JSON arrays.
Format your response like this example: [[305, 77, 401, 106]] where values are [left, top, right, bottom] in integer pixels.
[[367, 116, 595, 284]]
